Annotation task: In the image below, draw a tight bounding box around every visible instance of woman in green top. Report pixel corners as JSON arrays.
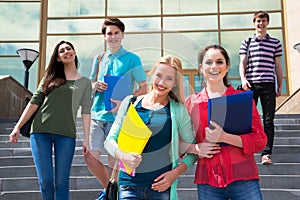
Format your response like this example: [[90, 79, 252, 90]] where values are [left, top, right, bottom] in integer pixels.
[[9, 41, 92, 200]]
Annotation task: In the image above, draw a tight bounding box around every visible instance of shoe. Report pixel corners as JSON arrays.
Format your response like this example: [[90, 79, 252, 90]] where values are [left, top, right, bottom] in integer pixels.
[[95, 189, 106, 200], [262, 155, 272, 165]]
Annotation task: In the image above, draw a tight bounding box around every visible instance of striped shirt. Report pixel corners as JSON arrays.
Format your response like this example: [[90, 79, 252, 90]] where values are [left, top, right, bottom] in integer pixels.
[[239, 34, 282, 83]]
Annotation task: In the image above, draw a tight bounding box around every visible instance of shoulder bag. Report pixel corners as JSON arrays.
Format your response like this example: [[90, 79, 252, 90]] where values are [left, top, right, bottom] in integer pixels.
[[19, 96, 35, 138], [105, 96, 137, 200], [237, 37, 251, 90]]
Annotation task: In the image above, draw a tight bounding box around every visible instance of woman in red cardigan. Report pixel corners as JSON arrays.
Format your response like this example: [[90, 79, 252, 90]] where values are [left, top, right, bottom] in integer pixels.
[[185, 45, 267, 200]]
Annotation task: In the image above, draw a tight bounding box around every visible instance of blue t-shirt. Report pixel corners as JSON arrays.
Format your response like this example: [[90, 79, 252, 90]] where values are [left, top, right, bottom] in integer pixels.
[[119, 100, 172, 187], [90, 46, 146, 122]]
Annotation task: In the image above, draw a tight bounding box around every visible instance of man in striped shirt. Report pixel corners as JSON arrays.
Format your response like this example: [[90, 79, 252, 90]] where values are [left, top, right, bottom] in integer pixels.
[[239, 11, 283, 165]]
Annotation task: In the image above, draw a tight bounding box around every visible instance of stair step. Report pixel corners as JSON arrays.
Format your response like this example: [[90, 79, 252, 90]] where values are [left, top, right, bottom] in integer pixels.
[[0, 189, 299, 200], [1, 175, 299, 192], [254, 154, 300, 163], [275, 124, 300, 130], [1, 162, 299, 179], [0, 154, 107, 167], [275, 130, 300, 137], [1, 114, 300, 200]]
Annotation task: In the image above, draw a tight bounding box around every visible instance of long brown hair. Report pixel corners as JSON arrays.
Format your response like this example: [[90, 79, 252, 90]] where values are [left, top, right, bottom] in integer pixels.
[[42, 41, 78, 95], [197, 45, 230, 87]]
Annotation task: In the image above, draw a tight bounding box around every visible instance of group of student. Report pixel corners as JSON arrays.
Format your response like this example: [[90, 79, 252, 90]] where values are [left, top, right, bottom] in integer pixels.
[[9, 10, 282, 200]]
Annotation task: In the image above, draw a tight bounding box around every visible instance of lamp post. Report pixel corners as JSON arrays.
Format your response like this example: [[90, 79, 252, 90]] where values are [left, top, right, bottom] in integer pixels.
[[293, 43, 300, 54], [16, 48, 39, 89]]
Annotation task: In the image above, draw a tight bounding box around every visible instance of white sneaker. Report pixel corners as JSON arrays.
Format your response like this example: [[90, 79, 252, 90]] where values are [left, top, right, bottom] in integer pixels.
[[262, 155, 272, 165]]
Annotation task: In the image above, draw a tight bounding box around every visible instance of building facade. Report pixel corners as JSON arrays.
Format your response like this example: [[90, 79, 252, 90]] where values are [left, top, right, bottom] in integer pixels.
[[1, 0, 299, 109]]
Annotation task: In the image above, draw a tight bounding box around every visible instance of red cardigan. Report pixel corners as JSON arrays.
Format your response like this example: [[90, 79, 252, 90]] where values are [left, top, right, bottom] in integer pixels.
[[185, 85, 267, 187]]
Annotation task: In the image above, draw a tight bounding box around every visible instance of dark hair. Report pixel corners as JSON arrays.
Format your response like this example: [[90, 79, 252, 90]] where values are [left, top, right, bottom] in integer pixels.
[[197, 45, 230, 87], [101, 18, 125, 35], [42, 41, 78, 95], [253, 11, 270, 22]]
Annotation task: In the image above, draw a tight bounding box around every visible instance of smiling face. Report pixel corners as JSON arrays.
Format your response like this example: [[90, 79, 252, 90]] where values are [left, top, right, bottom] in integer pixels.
[[200, 48, 229, 85], [254, 17, 269, 34], [151, 63, 177, 98], [57, 43, 76, 64], [104, 25, 124, 52]]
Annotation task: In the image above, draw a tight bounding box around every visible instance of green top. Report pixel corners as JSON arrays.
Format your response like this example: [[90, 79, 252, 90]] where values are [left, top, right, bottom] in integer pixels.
[[30, 77, 92, 138]]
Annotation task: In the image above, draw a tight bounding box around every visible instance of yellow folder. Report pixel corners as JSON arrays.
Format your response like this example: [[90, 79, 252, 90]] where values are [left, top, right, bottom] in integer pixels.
[[117, 103, 152, 175]]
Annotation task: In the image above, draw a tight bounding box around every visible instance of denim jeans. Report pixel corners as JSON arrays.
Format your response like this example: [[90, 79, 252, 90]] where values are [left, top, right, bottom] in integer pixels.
[[250, 82, 276, 155], [30, 133, 76, 200], [119, 185, 170, 200], [197, 180, 263, 200]]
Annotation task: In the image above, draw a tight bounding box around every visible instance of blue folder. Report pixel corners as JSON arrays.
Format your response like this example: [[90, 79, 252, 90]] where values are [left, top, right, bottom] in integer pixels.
[[104, 75, 131, 111], [208, 91, 253, 145]]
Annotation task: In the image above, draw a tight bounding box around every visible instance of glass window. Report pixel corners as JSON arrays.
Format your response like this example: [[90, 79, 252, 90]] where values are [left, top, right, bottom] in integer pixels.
[[164, 0, 217, 14], [0, 2, 40, 40], [48, 0, 105, 17], [47, 35, 105, 77], [183, 75, 190, 98], [0, 43, 39, 55], [220, 0, 281, 12], [194, 74, 202, 92], [48, 19, 103, 34], [122, 33, 161, 71], [164, 32, 219, 69], [107, 0, 160, 16], [164, 16, 218, 31], [119, 17, 161, 32], [282, 78, 287, 94], [0, 57, 38, 91], [1, 0, 287, 96], [221, 13, 282, 29]]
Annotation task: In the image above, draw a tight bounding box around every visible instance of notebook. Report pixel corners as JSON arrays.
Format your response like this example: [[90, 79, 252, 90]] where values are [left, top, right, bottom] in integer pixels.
[[208, 91, 253, 145], [104, 75, 131, 111], [118, 103, 152, 176]]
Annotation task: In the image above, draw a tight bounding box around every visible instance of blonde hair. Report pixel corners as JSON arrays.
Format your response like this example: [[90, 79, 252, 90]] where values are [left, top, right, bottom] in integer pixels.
[[148, 55, 185, 103]]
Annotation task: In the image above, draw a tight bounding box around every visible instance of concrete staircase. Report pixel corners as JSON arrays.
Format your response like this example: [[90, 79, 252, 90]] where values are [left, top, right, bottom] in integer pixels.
[[0, 114, 300, 200]]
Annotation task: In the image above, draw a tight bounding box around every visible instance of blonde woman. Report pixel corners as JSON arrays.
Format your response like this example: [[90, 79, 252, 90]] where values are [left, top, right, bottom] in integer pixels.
[[104, 55, 197, 200]]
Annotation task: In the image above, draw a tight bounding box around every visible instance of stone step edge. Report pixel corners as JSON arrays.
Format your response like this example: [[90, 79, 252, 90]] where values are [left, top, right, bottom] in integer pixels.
[[2, 162, 300, 168], [1, 188, 300, 193], [1, 174, 300, 180]]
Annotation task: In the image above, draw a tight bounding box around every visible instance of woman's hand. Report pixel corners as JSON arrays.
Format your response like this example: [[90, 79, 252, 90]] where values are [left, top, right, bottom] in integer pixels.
[[151, 170, 177, 192], [205, 121, 225, 143], [9, 127, 20, 144], [194, 141, 221, 158], [120, 152, 142, 170], [82, 140, 90, 155]]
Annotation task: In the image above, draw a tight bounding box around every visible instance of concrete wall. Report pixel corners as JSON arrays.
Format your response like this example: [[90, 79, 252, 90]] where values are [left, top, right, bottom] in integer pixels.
[[0, 76, 32, 120], [276, 88, 300, 114], [285, 0, 300, 93]]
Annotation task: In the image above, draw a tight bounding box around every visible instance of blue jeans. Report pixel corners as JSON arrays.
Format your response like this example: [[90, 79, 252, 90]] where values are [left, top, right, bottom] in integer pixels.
[[119, 185, 170, 200], [30, 133, 76, 200], [197, 180, 262, 200]]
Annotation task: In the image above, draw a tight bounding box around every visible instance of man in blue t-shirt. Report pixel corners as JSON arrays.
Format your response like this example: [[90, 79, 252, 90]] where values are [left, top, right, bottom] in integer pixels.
[[85, 18, 147, 200], [239, 11, 283, 165]]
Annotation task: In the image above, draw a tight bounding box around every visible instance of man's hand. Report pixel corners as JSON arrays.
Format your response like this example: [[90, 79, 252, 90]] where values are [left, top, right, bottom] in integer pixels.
[[94, 81, 107, 92], [242, 79, 251, 91], [109, 99, 122, 113]]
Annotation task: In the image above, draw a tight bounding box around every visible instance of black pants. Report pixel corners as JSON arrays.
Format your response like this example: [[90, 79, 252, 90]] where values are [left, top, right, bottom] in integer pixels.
[[250, 82, 276, 156]]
